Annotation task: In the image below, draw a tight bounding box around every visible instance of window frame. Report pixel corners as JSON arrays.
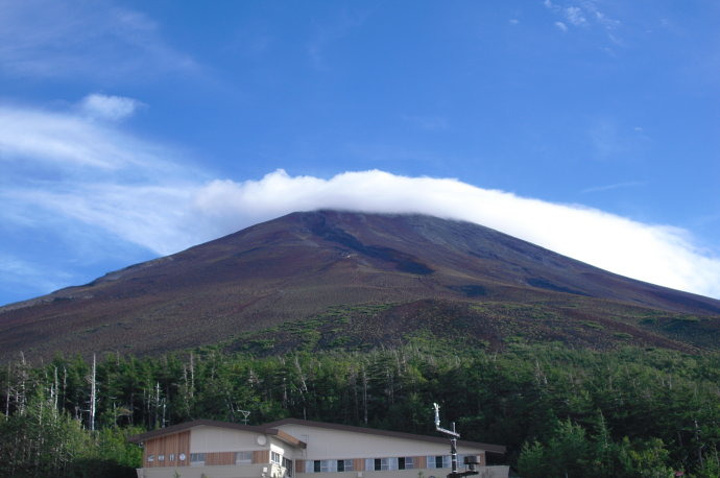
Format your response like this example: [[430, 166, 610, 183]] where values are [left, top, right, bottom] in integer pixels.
[[236, 451, 253, 464], [190, 453, 206, 466]]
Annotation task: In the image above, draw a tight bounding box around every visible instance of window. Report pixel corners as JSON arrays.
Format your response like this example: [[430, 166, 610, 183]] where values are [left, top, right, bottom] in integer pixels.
[[365, 458, 381, 471], [283, 457, 294, 477], [158, 455, 165, 462], [191, 453, 206, 466], [147, 454, 155, 463], [365, 458, 396, 471], [427, 455, 451, 469], [309, 460, 337, 473], [337, 459, 354, 472], [236, 451, 253, 464], [272, 452, 282, 465], [399, 457, 414, 470], [169, 453, 175, 462]]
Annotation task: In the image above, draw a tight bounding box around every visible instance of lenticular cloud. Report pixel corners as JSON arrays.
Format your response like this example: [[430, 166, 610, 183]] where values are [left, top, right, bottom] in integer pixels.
[[186, 169, 720, 299]]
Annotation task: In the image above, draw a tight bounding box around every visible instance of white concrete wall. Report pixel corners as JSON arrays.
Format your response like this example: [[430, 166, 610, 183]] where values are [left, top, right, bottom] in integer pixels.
[[136, 465, 510, 478], [191, 427, 267, 453], [136, 463, 266, 478], [296, 465, 509, 478]]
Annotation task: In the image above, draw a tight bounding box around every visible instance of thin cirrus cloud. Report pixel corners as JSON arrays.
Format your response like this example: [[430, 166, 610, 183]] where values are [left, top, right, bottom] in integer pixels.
[[0, 253, 73, 297], [0, 101, 183, 173], [0, 0, 196, 81], [79, 94, 145, 122], [1, 102, 719, 301], [581, 181, 645, 194]]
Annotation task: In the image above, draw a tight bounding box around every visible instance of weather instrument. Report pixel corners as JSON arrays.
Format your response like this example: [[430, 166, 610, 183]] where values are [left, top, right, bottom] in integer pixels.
[[433, 403, 478, 478]]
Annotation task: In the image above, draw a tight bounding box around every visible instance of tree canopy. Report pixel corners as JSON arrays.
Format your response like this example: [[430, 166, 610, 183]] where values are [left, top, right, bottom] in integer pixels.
[[3, 340, 720, 477]]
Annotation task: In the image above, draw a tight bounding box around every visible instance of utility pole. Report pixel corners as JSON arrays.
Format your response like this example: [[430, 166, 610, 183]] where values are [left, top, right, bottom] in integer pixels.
[[433, 403, 479, 478]]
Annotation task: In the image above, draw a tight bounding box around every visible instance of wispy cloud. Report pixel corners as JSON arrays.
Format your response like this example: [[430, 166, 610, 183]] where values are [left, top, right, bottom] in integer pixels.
[[0, 0, 197, 81], [0, 100, 201, 296], [543, 0, 621, 42], [0, 254, 72, 293], [564, 6, 587, 26], [588, 117, 649, 161], [0, 103, 182, 172], [307, 8, 372, 70], [78, 94, 145, 122], [581, 181, 645, 193], [1, 101, 718, 300]]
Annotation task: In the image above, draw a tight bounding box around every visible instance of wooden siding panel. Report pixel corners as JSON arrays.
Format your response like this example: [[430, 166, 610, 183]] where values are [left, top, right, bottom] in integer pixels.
[[206, 452, 235, 466], [254, 450, 270, 464], [177, 431, 190, 466], [143, 431, 191, 468]]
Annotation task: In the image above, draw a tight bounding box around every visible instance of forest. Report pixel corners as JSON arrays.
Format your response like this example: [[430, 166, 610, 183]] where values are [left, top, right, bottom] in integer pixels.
[[3, 337, 720, 478]]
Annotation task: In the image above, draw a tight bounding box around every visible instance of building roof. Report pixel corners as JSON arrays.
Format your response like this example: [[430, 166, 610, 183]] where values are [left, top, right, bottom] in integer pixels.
[[266, 418, 506, 455], [128, 419, 307, 449], [129, 418, 505, 455]]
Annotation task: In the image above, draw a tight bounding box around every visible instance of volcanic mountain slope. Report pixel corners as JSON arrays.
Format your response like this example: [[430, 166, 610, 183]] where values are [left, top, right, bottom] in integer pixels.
[[2, 210, 720, 361]]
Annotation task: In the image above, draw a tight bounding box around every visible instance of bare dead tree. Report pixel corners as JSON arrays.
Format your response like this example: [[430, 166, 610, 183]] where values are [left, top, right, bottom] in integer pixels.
[[87, 354, 97, 431]]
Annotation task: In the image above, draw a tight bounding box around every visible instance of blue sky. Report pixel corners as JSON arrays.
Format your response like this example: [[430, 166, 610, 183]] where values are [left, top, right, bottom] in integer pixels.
[[1, 0, 719, 305]]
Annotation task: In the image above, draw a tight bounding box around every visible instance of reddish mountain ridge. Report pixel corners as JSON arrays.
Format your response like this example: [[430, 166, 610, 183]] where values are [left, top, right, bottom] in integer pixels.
[[1, 210, 719, 361]]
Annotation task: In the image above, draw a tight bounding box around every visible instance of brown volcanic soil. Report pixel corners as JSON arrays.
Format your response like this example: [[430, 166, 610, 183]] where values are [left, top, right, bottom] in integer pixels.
[[1, 210, 719, 361]]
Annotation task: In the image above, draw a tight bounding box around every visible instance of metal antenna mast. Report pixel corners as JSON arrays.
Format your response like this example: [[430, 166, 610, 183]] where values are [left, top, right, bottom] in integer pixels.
[[433, 403, 479, 478], [237, 409, 251, 425]]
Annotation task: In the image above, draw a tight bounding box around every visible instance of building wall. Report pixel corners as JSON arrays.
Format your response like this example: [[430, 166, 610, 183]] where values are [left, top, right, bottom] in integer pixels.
[[136, 464, 511, 478], [141, 428, 279, 470], [136, 424, 506, 478], [300, 466, 510, 478], [137, 463, 271, 478]]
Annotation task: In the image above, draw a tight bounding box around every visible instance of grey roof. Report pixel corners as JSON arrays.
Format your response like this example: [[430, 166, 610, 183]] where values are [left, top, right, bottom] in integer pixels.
[[128, 419, 306, 448], [266, 418, 506, 455], [129, 418, 505, 455]]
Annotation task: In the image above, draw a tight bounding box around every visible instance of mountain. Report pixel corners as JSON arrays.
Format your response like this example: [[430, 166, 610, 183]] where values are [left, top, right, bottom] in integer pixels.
[[2, 210, 720, 362]]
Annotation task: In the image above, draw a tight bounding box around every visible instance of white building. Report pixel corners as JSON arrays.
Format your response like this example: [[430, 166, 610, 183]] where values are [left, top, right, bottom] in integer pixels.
[[130, 418, 508, 478]]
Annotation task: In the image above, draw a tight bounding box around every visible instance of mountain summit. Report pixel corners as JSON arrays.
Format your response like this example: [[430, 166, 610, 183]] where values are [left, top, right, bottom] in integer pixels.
[[2, 210, 719, 361]]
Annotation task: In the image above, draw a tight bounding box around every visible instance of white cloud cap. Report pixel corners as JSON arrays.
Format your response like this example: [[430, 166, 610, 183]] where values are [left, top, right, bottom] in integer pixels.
[[188, 170, 720, 299]]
